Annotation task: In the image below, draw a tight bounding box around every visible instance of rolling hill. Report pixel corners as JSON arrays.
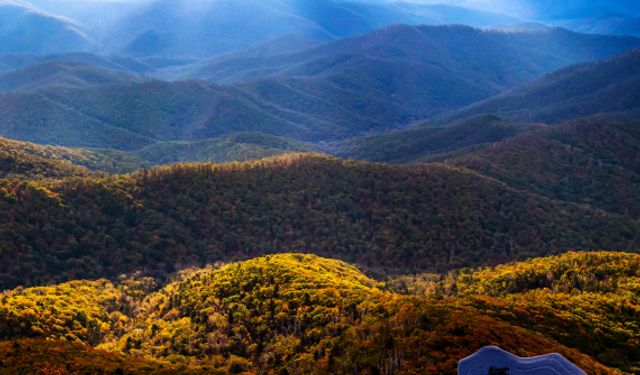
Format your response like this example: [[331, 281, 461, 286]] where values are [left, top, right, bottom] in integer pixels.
[[450, 117, 640, 219], [0, 61, 145, 91], [133, 132, 317, 165], [0, 153, 638, 289], [0, 137, 91, 178], [2, 24, 638, 155], [389, 251, 640, 373], [435, 47, 640, 124], [0, 136, 143, 178], [349, 115, 640, 219], [174, 24, 640, 86], [0, 80, 329, 150], [0, 252, 635, 373], [343, 115, 531, 163]]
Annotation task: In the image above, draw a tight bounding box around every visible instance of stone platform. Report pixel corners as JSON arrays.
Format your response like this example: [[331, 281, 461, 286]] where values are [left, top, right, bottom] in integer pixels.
[[458, 346, 587, 375]]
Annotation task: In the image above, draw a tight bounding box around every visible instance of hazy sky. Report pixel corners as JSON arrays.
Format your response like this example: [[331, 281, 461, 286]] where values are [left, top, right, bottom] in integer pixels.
[[12, 0, 640, 22]]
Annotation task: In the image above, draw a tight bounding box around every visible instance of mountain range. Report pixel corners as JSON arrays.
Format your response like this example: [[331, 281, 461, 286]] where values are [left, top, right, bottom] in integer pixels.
[[434, 47, 640, 124], [0, 24, 638, 156], [3, 0, 640, 59], [1, 0, 526, 57], [1, 2, 640, 373], [0, 0, 95, 54], [1, 152, 639, 289]]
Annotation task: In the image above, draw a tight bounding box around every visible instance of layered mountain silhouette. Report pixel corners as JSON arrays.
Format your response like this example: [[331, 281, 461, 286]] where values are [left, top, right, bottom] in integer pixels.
[[0, 61, 145, 91], [0, 25, 638, 154], [172, 24, 640, 85], [435, 47, 640, 124], [0, 0, 95, 54], [3, 0, 640, 58], [344, 115, 530, 163], [111, 0, 520, 57]]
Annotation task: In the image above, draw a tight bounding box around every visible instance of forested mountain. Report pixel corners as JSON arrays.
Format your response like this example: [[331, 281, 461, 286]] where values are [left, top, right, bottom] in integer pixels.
[[449, 117, 640, 219], [0, 2, 639, 374], [0, 61, 145, 91], [349, 115, 640, 218], [172, 24, 640, 86], [0, 137, 91, 178], [436, 47, 640, 124], [0, 1, 95, 54], [0, 80, 321, 150], [0, 252, 636, 373], [0, 153, 638, 289], [0, 136, 142, 178], [343, 115, 530, 163], [388, 251, 640, 373], [133, 132, 317, 165], [1, 25, 638, 155]]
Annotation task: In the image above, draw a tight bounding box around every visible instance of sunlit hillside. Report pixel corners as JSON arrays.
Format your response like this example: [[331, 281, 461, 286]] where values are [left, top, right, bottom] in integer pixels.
[[1, 252, 634, 374], [1, 154, 638, 289]]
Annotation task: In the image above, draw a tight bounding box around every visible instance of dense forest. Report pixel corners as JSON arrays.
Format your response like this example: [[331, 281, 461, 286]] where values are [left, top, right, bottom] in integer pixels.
[[351, 117, 640, 217], [451, 117, 640, 218], [1, 153, 639, 289], [0, 252, 635, 374], [0, 137, 143, 178], [390, 251, 640, 372]]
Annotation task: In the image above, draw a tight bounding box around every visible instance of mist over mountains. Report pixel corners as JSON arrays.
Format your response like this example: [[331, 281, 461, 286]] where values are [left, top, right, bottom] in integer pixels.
[[0, 0, 639, 166], [0, 23, 638, 155], [4, 0, 640, 58]]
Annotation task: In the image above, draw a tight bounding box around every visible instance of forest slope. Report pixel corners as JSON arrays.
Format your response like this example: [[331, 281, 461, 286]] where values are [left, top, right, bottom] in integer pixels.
[[451, 117, 640, 218], [347, 116, 640, 220], [0, 136, 143, 178], [391, 251, 640, 372], [0, 154, 638, 288], [435, 47, 640, 124], [0, 252, 633, 374], [343, 115, 530, 163], [2, 26, 639, 152]]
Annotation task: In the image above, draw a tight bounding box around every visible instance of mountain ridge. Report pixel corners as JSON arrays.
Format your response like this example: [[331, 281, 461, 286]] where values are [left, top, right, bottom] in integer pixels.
[[0, 251, 635, 373], [434, 46, 640, 124], [2, 24, 638, 154], [0, 153, 638, 289]]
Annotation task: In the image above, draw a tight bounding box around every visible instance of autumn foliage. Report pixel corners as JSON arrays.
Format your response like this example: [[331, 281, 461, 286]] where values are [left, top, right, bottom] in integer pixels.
[[0, 252, 635, 374]]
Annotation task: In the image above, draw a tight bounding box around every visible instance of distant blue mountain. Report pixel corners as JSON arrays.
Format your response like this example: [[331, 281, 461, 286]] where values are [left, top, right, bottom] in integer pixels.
[[2, 0, 640, 58], [0, 1, 95, 54], [518, 0, 640, 20], [472, 0, 640, 36], [111, 0, 520, 57]]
